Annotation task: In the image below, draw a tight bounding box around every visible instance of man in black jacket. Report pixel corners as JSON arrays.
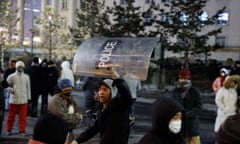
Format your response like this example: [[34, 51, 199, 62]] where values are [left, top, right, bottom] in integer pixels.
[[72, 77, 132, 144]]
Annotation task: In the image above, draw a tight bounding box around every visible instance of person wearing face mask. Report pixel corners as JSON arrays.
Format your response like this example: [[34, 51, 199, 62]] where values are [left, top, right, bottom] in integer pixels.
[[171, 68, 202, 144], [214, 75, 240, 133], [47, 78, 83, 143], [6, 61, 31, 136], [212, 68, 229, 93], [137, 96, 185, 144]]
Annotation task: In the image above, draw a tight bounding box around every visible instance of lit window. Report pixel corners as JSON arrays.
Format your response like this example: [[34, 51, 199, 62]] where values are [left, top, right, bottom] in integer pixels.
[[199, 11, 208, 25], [180, 12, 188, 26], [215, 36, 226, 47], [217, 12, 229, 26]]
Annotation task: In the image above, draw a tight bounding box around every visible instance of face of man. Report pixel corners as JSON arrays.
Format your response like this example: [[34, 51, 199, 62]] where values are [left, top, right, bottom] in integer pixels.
[[178, 77, 191, 90], [98, 84, 111, 104]]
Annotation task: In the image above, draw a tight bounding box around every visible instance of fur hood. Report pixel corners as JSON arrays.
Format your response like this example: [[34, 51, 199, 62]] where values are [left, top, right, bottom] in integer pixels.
[[224, 75, 240, 89]]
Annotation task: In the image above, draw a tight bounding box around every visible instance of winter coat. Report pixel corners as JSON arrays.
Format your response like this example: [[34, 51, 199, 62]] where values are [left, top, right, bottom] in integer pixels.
[[28, 63, 41, 96], [138, 96, 185, 144], [7, 71, 31, 104], [47, 93, 82, 130], [76, 79, 131, 144], [39, 61, 49, 96], [171, 86, 202, 137], [123, 74, 141, 99], [47, 63, 59, 95], [59, 61, 75, 87], [214, 87, 237, 132], [212, 76, 229, 93]]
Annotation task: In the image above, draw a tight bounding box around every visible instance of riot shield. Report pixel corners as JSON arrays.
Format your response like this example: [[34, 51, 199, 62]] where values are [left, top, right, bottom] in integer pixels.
[[72, 37, 158, 80]]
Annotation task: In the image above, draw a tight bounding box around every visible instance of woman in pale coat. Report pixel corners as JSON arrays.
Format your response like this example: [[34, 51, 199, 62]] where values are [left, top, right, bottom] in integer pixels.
[[214, 75, 240, 132]]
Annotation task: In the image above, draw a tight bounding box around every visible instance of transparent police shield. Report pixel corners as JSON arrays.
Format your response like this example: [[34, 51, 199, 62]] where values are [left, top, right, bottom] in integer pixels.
[[72, 37, 159, 80]]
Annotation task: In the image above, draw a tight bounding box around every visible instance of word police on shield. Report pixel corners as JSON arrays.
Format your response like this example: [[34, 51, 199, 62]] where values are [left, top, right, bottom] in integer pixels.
[[72, 37, 159, 80]]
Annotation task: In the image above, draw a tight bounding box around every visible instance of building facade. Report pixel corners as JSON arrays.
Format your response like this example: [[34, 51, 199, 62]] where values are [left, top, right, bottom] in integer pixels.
[[15, 0, 240, 61]]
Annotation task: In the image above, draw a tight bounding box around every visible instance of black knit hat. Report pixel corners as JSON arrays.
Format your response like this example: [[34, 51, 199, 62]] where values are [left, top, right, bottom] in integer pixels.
[[217, 114, 240, 144], [33, 113, 68, 144]]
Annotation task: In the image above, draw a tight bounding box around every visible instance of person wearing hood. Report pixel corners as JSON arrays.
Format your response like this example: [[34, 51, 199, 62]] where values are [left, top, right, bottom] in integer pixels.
[[171, 68, 202, 144], [59, 60, 75, 87], [137, 96, 185, 144], [6, 61, 31, 136], [212, 68, 229, 93], [48, 79, 83, 133], [72, 71, 132, 144], [214, 75, 240, 133]]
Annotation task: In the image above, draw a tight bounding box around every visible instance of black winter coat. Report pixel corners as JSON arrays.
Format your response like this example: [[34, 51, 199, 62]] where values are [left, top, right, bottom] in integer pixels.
[[171, 86, 202, 137], [138, 96, 185, 144], [76, 79, 131, 144]]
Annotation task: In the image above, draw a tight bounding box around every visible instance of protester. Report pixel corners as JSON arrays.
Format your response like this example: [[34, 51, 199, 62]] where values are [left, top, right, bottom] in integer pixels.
[[214, 75, 240, 133], [39, 59, 49, 115], [171, 68, 202, 144], [216, 113, 240, 144], [123, 73, 141, 126], [59, 60, 75, 87], [0, 69, 9, 141], [28, 57, 41, 117], [48, 78, 83, 133], [6, 61, 31, 136], [28, 112, 69, 144], [137, 96, 185, 144], [81, 76, 103, 122], [72, 72, 132, 144], [3, 59, 16, 111], [47, 60, 59, 96], [212, 68, 229, 93]]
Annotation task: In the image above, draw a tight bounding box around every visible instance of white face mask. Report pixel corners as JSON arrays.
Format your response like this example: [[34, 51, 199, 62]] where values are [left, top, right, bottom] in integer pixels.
[[169, 120, 182, 134]]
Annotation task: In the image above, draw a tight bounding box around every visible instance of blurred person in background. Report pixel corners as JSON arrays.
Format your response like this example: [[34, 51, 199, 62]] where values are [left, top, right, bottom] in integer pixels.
[[6, 61, 31, 136], [171, 68, 202, 144], [212, 68, 230, 93], [28, 57, 41, 117], [3, 59, 16, 111], [214, 75, 240, 133], [123, 73, 141, 126]]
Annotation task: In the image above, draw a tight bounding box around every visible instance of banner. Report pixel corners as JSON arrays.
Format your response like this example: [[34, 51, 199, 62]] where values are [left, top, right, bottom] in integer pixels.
[[72, 37, 158, 80]]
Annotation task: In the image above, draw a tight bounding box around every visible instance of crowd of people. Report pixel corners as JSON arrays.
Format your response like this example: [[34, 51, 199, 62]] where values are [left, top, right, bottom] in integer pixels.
[[0, 56, 239, 144]]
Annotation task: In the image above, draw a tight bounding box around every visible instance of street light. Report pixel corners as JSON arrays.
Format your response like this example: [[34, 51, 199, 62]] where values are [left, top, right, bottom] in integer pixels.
[[48, 14, 52, 60]]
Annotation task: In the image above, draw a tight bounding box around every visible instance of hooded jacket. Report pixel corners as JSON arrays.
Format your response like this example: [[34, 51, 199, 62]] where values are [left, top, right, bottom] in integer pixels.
[[138, 96, 185, 144], [76, 79, 131, 144], [59, 61, 75, 87]]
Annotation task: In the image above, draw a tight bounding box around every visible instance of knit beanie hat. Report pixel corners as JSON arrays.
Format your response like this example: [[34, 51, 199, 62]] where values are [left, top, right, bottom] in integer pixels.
[[58, 78, 73, 93], [178, 68, 191, 79], [99, 79, 118, 99], [217, 114, 240, 144], [33, 113, 68, 144], [16, 61, 25, 68]]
